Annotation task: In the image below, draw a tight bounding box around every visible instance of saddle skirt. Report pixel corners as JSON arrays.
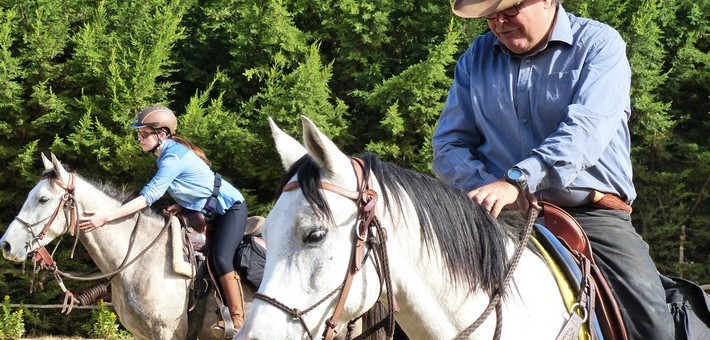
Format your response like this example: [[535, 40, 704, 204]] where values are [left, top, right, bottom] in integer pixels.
[[536, 201, 627, 340]]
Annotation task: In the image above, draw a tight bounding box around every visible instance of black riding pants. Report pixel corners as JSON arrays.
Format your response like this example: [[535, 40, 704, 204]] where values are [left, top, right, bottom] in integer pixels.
[[210, 201, 248, 278], [565, 207, 673, 340]]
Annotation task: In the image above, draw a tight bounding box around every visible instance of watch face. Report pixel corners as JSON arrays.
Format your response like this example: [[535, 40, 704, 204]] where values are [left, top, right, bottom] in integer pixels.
[[508, 168, 523, 180], [506, 167, 527, 192]]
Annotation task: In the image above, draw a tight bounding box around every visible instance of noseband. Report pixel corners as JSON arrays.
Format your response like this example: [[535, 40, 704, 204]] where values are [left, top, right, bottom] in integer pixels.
[[254, 158, 397, 340]]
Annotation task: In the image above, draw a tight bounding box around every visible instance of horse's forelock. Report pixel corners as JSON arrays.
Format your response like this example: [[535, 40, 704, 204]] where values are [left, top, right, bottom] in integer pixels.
[[280, 156, 335, 225], [41, 168, 61, 180]]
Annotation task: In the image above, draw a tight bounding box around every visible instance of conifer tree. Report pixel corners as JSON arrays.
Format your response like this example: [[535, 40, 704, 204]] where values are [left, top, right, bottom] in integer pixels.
[[356, 21, 463, 173]]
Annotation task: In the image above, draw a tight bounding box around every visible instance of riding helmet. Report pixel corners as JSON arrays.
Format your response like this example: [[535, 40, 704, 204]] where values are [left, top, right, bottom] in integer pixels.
[[131, 105, 178, 135]]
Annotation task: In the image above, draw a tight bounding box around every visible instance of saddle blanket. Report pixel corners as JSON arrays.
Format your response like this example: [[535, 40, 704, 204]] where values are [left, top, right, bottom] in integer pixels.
[[171, 216, 195, 277], [532, 224, 602, 340]]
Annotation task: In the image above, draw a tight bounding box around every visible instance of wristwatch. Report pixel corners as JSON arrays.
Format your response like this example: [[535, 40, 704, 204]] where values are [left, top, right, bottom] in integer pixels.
[[505, 167, 528, 192]]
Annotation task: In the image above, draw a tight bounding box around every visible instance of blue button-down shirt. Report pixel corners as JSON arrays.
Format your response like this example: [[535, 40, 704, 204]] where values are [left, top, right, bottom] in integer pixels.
[[432, 6, 635, 207], [140, 139, 244, 214]]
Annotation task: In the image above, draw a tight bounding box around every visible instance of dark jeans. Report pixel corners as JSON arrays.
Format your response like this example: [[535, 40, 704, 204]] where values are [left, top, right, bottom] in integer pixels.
[[565, 206, 673, 340], [210, 201, 248, 278]]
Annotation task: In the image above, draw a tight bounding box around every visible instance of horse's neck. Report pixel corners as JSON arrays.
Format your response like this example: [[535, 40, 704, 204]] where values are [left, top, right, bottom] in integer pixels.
[[76, 183, 166, 274], [389, 227, 567, 339], [387, 224, 495, 337], [380, 194, 519, 336]]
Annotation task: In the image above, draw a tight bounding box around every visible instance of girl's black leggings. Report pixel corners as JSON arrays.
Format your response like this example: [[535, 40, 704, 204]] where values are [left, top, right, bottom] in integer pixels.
[[210, 201, 248, 277]]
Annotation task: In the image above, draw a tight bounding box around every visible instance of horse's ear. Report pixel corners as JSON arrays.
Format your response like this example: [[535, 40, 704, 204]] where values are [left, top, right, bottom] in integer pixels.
[[41, 152, 52, 171], [300, 116, 351, 181], [269, 117, 307, 170], [50, 153, 71, 184]]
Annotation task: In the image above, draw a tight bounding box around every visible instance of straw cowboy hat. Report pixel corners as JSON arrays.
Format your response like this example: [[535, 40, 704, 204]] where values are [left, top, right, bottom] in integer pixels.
[[245, 216, 265, 236], [452, 0, 521, 18]]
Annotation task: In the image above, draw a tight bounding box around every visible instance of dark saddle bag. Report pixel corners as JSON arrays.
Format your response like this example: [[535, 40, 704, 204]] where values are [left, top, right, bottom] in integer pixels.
[[662, 275, 710, 340]]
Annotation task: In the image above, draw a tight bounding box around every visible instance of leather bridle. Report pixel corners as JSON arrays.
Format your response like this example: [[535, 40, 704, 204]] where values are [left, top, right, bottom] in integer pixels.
[[11, 172, 171, 313], [254, 158, 397, 340], [13, 173, 80, 269]]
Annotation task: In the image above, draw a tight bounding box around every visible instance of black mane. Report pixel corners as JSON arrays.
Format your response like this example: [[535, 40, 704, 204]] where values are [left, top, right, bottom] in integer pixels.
[[280, 153, 524, 294]]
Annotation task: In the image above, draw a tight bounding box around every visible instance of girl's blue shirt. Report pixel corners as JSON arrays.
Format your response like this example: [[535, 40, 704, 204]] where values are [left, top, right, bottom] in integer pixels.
[[140, 139, 244, 214]]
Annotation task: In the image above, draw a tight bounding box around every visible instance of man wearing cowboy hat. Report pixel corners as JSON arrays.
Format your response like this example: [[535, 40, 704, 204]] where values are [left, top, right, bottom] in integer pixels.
[[432, 0, 673, 338]]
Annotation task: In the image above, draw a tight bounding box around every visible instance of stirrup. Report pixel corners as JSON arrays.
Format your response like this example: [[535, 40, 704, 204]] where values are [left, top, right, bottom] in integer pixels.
[[211, 305, 236, 338], [211, 322, 236, 339]]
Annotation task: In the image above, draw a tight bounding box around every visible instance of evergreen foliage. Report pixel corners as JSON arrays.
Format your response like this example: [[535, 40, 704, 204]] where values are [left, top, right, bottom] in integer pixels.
[[0, 0, 707, 336]]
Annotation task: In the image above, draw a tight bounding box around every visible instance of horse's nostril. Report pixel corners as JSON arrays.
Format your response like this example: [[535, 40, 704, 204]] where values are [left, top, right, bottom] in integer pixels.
[[1, 241, 10, 254]]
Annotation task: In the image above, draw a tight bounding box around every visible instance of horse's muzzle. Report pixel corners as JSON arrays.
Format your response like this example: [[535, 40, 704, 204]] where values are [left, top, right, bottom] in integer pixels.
[[0, 240, 27, 262]]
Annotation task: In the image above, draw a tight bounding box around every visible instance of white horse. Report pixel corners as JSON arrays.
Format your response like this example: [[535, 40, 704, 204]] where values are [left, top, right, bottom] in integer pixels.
[[238, 116, 572, 339], [0, 153, 254, 340]]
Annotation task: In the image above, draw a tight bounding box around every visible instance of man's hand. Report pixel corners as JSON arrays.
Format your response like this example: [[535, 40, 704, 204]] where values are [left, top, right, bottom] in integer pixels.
[[79, 211, 109, 232], [468, 180, 538, 218]]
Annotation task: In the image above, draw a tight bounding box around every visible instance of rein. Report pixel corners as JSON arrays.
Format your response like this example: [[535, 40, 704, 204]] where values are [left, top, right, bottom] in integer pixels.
[[254, 158, 397, 340], [12, 172, 172, 313], [453, 206, 540, 340]]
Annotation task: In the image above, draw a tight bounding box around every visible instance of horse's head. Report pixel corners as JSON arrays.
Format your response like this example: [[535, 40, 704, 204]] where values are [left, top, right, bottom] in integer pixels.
[[1, 153, 79, 262], [240, 117, 384, 339]]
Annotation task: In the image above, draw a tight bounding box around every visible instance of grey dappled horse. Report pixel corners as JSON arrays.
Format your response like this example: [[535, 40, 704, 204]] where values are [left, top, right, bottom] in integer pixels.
[[0, 153, 256, 339]]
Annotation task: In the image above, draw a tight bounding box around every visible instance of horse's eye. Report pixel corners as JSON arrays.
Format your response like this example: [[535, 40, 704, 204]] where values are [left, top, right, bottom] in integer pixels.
[[305, 229, 327, 244], [39, 196, 49, 203]]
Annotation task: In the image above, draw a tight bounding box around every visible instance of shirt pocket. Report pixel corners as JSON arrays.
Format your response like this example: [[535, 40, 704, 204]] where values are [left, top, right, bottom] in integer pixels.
[[535, 69, 581, 125]]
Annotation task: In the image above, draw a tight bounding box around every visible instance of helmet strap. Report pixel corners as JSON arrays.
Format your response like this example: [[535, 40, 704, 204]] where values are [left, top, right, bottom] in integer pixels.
[[147, 128, 165, 154]]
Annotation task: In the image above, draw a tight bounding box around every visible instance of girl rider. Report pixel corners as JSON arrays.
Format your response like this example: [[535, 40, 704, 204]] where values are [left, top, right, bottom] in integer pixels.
[[78, 105, 248, 336]]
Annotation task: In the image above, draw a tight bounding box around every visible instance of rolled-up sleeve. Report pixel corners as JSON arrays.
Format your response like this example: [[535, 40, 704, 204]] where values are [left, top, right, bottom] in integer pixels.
[[140, 154, 184, 206]]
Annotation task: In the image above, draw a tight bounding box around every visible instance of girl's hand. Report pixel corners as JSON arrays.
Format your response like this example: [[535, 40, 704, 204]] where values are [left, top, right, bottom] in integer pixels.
[[163, 204, 183, 217], [79, 211, 109, 232]]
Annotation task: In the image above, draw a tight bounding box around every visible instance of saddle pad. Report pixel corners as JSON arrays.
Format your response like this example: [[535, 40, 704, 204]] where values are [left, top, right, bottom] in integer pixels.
[[171, 216, 194, 277], [535, 224, 583, 289], [533, 224, 604, 340]]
